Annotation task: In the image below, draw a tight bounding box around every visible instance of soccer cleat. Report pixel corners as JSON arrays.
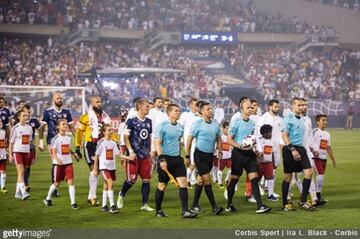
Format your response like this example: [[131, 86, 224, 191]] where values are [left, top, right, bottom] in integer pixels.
[[218, 184, 224, 189], [267, 195, 279, 201], [25, 186, 31, 192], [259, 185, 265, 196], [299, 202, 316, 211], [90, 198, 99, 206], [213, 206, 224, 216], [225, 204, 236, 213], [223, 188, 228, 200], [140, 204, 154, 212], [182, 210, 197, 219], [22, 192, 30, 200], [101, 206, 109, 212], [256, 205, 271, 214], [156, 210, 168, 218], [282, 203, 296, 212], [71, 203, 79, 210], [273, 192, 280, 198], [43, 199, 53, 207], [246, 195, 257, 203], [117, 195, 124, 209], [1, 187, 8, 193], [15, 190, 22, 199], [109, 205, 119, 214], [189, 206, 202, 214], [52, 189, 61, 197], [317, 199, 328, 206]]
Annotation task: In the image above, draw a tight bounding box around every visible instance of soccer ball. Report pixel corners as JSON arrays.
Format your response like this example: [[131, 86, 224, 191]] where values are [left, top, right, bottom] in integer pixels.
[[242, 135, 256, 148]]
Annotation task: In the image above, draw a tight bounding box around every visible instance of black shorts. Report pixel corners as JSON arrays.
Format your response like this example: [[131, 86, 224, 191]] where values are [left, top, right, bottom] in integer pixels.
[[194, 149, 214, 176], [84, 141, 97, 167], [231, 148, 258, 177], [158, 155, 186, 183], [282, 145, 312, 173]]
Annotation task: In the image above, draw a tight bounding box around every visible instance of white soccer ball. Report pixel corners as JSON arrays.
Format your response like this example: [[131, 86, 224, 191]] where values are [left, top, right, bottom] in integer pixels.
[[242, 135, 256, 148]]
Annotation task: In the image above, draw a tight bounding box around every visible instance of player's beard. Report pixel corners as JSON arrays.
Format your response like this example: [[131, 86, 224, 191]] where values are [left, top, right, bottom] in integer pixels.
[[54, 102, 62, 108], [93, 106, 103, 115]]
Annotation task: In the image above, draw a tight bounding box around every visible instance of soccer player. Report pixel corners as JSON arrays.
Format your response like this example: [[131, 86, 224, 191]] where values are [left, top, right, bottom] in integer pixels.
[[20, 104, 44, 192], [93, 124, 121, 214], [0, 120, 8, 193], [9, 109, 32, 200], [179, 97, 199, 188], [75, 96, 115, 206], [185, 101, 224, 215], [256, 99, 283, 199], [39, 92, 75, 197], [217, 121, 232, 188], [43, 119, 78, 209], [154, 104, 197, 218], [281, 97, 315, 211], [256, 124, 277, 201], [226, 99, 271, 214], [312, 114, 336, 205], [117, 99, 154, 212]]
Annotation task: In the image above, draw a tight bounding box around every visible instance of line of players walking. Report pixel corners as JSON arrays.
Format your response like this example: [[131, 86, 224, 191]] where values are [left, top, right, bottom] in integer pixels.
[[0, 93, 336, 218]]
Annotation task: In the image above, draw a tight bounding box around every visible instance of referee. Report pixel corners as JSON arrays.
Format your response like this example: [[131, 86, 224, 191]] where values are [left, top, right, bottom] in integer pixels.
[[185, 101, 224, 216], [281, 97, 315, 211], [154, 104, 197, 218], [226, 99, 271, 214]]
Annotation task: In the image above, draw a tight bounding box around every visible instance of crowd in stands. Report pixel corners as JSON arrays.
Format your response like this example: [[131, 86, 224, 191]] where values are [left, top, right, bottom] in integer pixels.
[[0, 0, 329, 34], [321, 0, 360, 10], [225, 46, 360, 101]]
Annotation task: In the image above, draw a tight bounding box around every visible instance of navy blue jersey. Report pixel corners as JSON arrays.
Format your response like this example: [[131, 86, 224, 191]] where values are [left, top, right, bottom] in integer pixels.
[[27, 118, 41, 141], [42, 107, 73, 144], [125, 116, 152, 159], [0, 107, 10, 129]]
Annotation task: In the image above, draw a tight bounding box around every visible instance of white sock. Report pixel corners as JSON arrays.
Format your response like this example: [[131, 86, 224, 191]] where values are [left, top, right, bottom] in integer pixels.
[[264, 179, 268, 188], [268, 179, 275, 196], [287, 183, 292, 200], [108, 190, 114, 207], [0, 172, 6, 188], [190, 170, 197, 185], [102, 190, 108, 207], [46, 184, 57, 200], [317, 175, 324, 193], [211, 166, 218, 183], [15, 183, 20, 195], [69, 185, 75, 205], [88, 191, 91, 200], [186, 168, 192, 182], [19, 182, 26, 195], [273, 169, 277, 192], [225, 170, 231, 183], [217, 170, 223, 185], [260, 176, 265, 186], [309, 180, 317, 202], [89, 171, 98, 199], [296, 179, 303, 194]]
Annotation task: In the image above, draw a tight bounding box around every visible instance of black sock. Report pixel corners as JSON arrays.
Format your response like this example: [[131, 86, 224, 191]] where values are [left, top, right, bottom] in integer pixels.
[[120, 181, 133, 197], [251, 177, 263, 208], [204, 184, 217, 209], [301, 178, 311, 203], [316, 192, 321, 200], [191, 184, 203, 208], [282, 181, 290, 207], [141, 182, 150, 206], [155, 188, 164, 212], [179, 187, 188, 213], [226, 178, 238, 206], [24, 167, 30, 186], [51, 165, 55, 183]]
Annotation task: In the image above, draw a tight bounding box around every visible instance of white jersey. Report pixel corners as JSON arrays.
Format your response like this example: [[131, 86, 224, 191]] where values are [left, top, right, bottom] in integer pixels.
[[117, 122, 126, 146], [50, 134, 73, 165], [179, 111, 200, 148], [312, 128, 331, 160], [148, 108, 168, 151], [10, 123, 33, 153], [303, 115, 314, 148], [96, 138, 120, 171], [0, 129, 6, 160], [221, 134, 231, 159], [126, 107, 137, 121], [256, 112, 284, 148], [249, 114, 260, 126], [256, 137, 274, 163]]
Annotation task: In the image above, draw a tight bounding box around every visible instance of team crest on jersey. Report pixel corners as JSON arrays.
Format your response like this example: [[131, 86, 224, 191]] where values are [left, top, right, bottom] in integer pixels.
[[140, 129, 149, 139]]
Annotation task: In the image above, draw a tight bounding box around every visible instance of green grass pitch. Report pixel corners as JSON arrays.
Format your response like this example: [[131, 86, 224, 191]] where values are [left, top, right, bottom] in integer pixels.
[[0, 129, 359, 229]]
